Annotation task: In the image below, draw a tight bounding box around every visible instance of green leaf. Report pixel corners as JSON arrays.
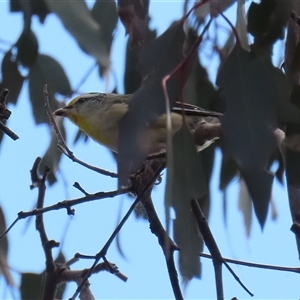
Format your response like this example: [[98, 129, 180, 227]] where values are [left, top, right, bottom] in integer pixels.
[[219, 155, 238, 191], [54, 252, 66, 300], [10, 0, 50, 23], [28, 54, 72, 124], [217, 46, 277, 227], [91, 0, 118, 75], [20, 252, 66, 300], [46, 0, 110, 70], [0, 206, 15, 287], [289, 41, 300, 76], [20, 272, 44, 300], [1, 50, 24, 105], [124, 19, 157, 94], [271, 67, 300, 124], [165, 124, 206, 280], [91, 0, 118, 52], [285, 147, 300, 257], [118, 0, 149, 45], [15, 30, 39, 67], [183, 52, 219, 109], [238, 178, 252, 238], [247, 0, 291, 45]]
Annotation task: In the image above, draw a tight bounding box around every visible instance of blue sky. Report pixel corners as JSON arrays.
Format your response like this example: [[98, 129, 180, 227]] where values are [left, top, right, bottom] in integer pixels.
[[0, 1, 299, 299]]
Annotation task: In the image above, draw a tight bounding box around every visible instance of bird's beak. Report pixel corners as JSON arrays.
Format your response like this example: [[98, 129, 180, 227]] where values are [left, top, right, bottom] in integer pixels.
[[53, 107, 68, 117]]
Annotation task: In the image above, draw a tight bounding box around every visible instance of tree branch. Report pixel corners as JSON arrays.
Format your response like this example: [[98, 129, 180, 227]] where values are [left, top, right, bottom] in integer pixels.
[[191, 199, 224, 300], [0, 89, 19, 140], [30, 157, 60, 300]]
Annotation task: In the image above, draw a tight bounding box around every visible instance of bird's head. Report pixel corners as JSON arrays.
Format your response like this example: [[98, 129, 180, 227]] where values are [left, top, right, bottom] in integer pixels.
[[53, 92, 118, 149], [53, 93, 106, 123]]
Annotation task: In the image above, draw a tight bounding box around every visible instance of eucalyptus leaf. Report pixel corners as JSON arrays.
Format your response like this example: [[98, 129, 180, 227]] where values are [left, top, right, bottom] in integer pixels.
[[28, 54, 71, 124], [166, 124, 206, 280], [217, 46, 277, 227]]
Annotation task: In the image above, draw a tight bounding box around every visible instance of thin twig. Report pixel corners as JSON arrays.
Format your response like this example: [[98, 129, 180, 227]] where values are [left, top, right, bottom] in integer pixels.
[[192, 200, 254, 298], [222, 261, 253, 296], [200, 253, 300, 274], [71, 197, 140, 300], [57, 144, 118, 178], [0, 217, 19, 239], [0, 187, 129, 239], [17, 187, 129, 219], [0, 121, 19, 140]]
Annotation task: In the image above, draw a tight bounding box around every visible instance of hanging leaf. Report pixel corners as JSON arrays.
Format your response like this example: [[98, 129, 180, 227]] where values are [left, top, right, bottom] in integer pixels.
[[219, 155, 238, 191], [217, 46, 277, 227], [271, 67, 300, 124], [10, 0, 50, 23], [247, 0, 291, 46], [15, 30, 39, 67], [1, 50, 24, 105], [28, 54, 72, 124], [45, 0, 110, 71], [20, 272, 44, 300], [0, 206, 15, 287], [165, 124, 207, 281], [238, 178, 252, 238], [124, 19, 157, 94], [118, 0, 149, 46], [91, 0, 118, 52], [91, 0, 118, 75], [54, 252, 66, 300], [118, 21, 186, 185], [183, 51, 220, 110]]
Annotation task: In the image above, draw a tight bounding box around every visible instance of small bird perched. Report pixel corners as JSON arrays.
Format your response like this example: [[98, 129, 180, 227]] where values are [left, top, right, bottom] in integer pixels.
[[53, 92, 221, 155]]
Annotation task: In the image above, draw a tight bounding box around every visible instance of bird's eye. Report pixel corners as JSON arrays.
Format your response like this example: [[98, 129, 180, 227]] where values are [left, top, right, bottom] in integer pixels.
[[89, 93, 106, 104], [76, 98, 86, 104], [74, 93, 106, 107]]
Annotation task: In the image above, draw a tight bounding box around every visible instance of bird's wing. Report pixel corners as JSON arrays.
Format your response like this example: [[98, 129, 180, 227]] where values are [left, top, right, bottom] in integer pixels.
[[172, 101, 222, 118]]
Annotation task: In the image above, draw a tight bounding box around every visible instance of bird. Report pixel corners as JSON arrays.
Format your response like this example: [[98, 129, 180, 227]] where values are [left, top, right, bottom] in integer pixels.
[[53, 92, 221, 155]]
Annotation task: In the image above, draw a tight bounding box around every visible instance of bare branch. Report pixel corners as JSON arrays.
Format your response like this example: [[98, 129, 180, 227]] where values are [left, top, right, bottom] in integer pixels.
[[17, 187, 129, 219], [0, 89, 19, 140], [71, 197, 140, 299], [191, 199, 224, 300], [30, 157, 60, 300], [200, 252, 300, 274], [191, 200, 254, 298]]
